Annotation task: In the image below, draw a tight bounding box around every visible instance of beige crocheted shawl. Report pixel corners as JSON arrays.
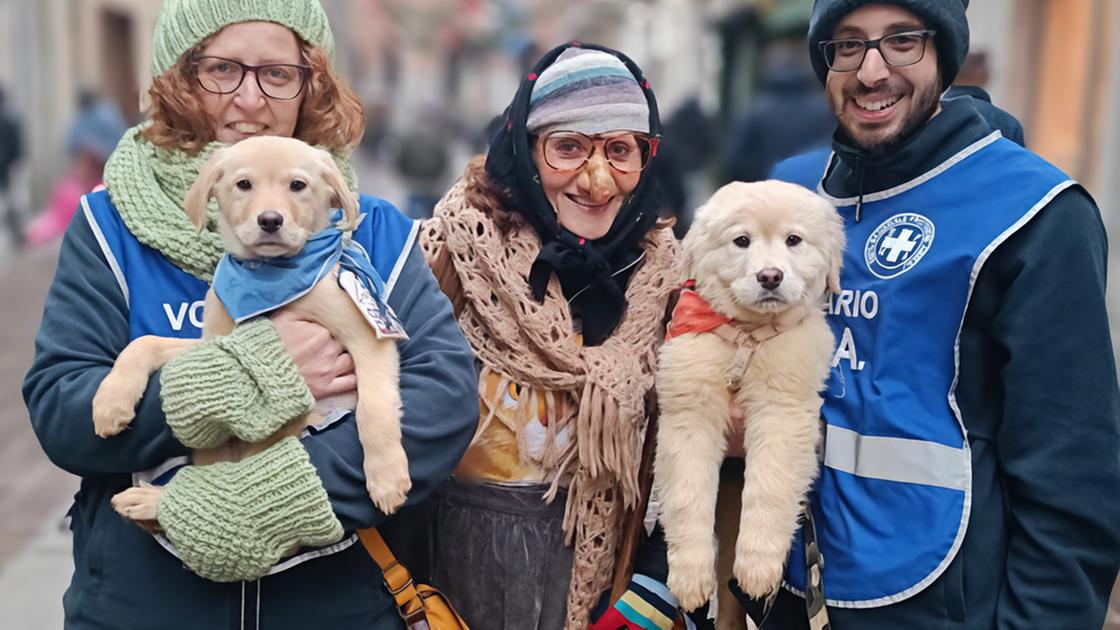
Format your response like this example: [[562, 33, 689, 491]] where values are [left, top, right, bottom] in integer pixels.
[[420, 176, 678, 628]]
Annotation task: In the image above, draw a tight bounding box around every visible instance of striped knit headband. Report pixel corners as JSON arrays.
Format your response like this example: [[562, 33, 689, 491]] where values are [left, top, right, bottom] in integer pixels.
[[526, 48, 650, 136]]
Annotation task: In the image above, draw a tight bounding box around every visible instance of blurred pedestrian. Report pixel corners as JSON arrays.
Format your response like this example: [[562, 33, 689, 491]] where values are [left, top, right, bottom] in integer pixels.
[[24, 91, 126, 246], [420, 43, 689, 629], [0, 85, 24, 244], [747, 1, 1120, 627], [655, 95, 715, 237], [394, 106, 454, 219], [22, 0, 477, 627], [722, 39, 835, 185]]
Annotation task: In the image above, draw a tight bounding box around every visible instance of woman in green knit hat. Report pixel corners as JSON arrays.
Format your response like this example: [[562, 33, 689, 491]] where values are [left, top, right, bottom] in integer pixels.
[[23, 1, 478, 627]]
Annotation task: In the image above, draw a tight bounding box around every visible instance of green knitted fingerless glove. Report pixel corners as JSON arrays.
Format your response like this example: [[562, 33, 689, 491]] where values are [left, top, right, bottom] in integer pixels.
[[160, 318, 314, 448], [156, 436, 344, 583]]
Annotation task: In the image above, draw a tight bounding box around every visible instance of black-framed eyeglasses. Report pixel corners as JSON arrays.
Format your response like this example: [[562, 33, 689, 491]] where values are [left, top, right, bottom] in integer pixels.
[[819, 30, 937, 73], [539, 130, 655, 174], [192, 56, 311, 100]]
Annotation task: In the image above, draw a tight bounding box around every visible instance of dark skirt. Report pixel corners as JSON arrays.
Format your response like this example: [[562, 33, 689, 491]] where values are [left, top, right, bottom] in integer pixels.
[[430, 478, 573, 630]]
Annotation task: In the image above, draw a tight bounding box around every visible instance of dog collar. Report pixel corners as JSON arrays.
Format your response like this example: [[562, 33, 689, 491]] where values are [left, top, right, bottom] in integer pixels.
[[212, 211, 397, 330], [665, 285, 732, 339], [666, 282, 801, 391]]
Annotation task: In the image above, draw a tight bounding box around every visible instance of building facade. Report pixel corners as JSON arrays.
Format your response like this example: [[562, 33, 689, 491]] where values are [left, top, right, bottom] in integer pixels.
[[970, 0, 1120, 358]]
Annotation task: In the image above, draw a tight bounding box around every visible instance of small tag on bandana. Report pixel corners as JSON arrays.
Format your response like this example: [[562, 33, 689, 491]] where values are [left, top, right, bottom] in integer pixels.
[[338, 269, 408, 340]]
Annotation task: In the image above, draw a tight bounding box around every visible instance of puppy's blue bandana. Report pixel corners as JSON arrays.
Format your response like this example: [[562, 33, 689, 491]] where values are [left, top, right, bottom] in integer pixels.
[[212, 211, 408, 339]]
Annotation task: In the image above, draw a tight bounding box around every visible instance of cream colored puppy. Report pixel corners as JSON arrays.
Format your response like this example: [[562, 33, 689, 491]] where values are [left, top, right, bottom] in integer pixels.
[[93, 136, 410, 516], [654, 180, 844, 611]]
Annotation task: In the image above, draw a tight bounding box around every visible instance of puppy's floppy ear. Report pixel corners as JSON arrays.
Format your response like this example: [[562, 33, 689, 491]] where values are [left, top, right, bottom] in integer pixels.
[[677, 204, 706, 283], [824, 203, 846, 294], [827, 249, 843, 294], [184, 151, 226, 231], [318, 151, 359, 231]]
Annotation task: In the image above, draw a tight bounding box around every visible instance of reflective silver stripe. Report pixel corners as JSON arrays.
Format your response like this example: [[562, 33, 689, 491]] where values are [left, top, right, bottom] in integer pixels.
[[383, 219, 419, 298], [80, 195, 129, 308], [817, 131, 1002, 206], [823, 424, 968, 491]]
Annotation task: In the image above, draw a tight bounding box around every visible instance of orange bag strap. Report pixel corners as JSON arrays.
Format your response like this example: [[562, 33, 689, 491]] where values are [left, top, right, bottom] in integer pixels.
[[357, 528, 428, 629]]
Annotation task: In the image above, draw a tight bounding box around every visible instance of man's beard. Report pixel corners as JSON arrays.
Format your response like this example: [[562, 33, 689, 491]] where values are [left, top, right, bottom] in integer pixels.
[[840, 81, 941, 156]]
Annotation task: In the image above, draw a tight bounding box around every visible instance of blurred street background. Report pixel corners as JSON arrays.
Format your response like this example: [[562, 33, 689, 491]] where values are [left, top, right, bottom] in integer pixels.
[[1, 0, 1120, 627]]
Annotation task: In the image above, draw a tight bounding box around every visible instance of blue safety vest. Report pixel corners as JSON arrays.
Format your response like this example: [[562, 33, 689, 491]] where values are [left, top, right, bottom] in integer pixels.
[[80, 189, 418, 572], [771, 132, 1074, 607]]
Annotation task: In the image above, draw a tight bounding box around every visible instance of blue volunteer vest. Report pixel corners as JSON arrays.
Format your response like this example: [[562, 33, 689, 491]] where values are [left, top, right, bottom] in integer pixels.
[[80, 189, 418, 571], [771, 132, 1074, 607]]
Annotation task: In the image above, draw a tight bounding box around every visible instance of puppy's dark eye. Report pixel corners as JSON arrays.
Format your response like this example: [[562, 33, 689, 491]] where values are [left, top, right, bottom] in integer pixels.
[[733, 235, 751, 248], [786, 234, 802, 247], [236, 179, 252, 191], [290, 180, 307, 192]]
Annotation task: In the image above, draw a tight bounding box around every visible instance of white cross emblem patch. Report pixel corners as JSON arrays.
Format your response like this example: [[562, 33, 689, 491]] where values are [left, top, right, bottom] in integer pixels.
[[865, 213, 935, 279]]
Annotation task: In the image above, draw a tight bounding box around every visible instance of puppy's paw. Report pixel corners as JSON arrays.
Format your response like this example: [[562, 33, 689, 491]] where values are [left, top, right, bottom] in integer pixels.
[[363, 444, 411, 515], [111, 487, 163, 523], [667, 548, 717, 612], [733, 550, 786, 600], [92, 372, 144, 437]]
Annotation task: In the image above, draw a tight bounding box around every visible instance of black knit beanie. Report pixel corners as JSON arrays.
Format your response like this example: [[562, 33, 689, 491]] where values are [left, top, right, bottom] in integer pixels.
[[808, 0, 970, 89]]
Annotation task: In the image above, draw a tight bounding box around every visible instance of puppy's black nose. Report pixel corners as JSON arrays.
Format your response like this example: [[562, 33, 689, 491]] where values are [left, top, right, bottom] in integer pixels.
[[757, 268, 783, 290], [257, 211, 283, 233]]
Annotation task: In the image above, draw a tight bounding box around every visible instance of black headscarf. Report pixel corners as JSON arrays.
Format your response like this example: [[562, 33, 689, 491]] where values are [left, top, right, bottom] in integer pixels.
[[484, 42, 664, 346]]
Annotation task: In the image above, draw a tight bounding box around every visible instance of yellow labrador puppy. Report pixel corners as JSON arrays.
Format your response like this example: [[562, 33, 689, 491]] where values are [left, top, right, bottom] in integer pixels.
[[93, 135, 410, 516], [654, 181, 844, 612]]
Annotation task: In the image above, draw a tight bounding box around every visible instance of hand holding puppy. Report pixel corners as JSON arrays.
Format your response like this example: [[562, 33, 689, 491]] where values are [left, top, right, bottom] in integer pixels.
[[272, 311, 356, 399]]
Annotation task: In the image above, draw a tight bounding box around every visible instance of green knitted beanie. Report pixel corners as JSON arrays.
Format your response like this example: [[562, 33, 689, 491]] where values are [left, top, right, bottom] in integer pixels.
[[151, 0, 335, 77]]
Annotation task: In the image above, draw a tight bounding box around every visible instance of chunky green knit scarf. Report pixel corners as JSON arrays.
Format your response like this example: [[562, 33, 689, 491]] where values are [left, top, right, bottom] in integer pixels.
[[103, 124, 357, 282]]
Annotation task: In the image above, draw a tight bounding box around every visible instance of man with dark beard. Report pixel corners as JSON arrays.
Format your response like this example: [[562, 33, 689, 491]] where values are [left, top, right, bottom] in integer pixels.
[[734, 1, 1120, 628]]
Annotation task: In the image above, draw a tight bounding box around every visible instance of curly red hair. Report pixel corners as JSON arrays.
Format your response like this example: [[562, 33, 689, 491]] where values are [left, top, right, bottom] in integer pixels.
[[142, 37, 364, 155]]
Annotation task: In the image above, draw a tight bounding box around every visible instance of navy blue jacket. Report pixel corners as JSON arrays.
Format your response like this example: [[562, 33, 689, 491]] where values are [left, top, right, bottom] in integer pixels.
[[23, 197, 478, 629]]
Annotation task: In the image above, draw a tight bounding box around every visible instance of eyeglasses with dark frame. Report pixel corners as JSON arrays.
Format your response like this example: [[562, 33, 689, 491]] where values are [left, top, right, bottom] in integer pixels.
[[192, 56, 311, 100], [539, 131, 654, 174], [818, 29, 937, 73]]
